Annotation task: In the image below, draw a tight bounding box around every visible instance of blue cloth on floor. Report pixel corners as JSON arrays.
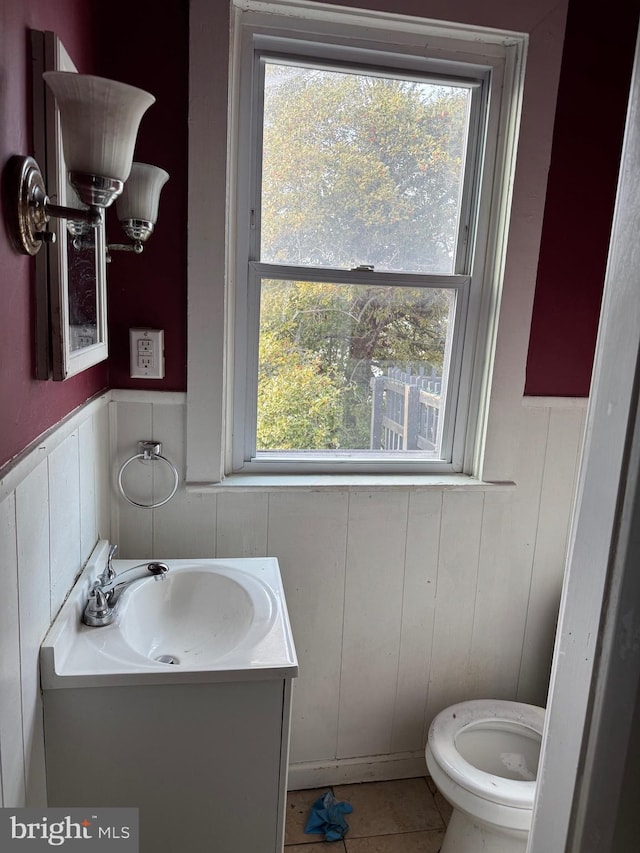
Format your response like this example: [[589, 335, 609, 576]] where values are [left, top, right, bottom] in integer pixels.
[[304, 790, 353, 841]]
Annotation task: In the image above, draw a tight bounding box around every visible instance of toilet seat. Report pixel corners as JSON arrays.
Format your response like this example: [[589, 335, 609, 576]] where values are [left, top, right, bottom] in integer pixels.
[[427, 699, 544, 810]]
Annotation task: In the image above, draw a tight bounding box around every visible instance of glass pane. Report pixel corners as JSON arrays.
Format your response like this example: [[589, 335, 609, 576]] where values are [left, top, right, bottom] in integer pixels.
[[261, 62, 471, 274], [256, 279, 455, 456], [67, 229, 99, 352]]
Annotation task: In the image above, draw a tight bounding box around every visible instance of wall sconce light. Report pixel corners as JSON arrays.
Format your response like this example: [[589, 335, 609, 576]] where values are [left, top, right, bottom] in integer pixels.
[[6, 71, 155, 255], [108, 162, 170, 259]]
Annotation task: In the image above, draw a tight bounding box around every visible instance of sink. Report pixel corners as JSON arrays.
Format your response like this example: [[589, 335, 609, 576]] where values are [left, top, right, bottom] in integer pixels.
[[119, 566, 274, 665], [40, 540, 298, 688], [40, 541, 298, 853]]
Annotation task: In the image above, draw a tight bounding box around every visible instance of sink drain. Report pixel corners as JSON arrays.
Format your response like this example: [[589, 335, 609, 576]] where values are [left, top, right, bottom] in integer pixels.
[[155, 654, 180, 665]]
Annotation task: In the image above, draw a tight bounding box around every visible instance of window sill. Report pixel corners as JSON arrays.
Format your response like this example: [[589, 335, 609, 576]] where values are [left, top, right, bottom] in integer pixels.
[[185, 473, 516, 493]]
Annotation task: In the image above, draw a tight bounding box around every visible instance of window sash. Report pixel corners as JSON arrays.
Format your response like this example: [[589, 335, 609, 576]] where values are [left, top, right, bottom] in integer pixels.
[[250, 49, 488, 278], [230, 26, 504, 476], [233, 263, 470, 473]]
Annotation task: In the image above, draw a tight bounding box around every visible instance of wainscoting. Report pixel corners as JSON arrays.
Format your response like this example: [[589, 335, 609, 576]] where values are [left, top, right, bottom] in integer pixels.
[[0, 395, 111, 807], [111, 391, 587, 789], [0, 389, 586, 804]]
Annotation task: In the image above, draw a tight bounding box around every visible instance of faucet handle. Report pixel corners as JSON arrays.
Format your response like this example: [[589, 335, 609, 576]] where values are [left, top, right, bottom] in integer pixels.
[[82, 584, 113, 626], [99, 543, 118, 585]]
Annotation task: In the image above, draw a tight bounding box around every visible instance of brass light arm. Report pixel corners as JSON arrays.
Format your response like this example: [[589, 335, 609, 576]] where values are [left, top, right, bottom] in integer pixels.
[[108, 242, 144, 253], [106, 241, 145, 262], [45, 201, 103, 227]]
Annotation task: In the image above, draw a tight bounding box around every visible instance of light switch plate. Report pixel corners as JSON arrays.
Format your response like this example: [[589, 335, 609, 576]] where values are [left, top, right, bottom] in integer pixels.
[[129, 328, 165, 379]]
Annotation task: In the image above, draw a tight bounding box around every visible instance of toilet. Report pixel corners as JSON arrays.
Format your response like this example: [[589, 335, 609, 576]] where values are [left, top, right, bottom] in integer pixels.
[[426, 699, 544, 853]]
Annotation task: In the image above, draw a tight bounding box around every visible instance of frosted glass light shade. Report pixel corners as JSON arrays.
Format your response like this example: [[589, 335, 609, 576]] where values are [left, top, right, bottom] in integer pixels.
[[116, 163, 170, 224], [43, 72, 155, 183]]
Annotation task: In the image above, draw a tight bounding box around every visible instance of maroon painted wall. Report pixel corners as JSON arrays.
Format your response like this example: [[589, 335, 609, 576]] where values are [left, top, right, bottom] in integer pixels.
[[0, 0, 106, 469], [96, 0, 636, 402], [525, 1, 640, 396], [94, 0, 189, 391], [1, 0, 637, 471]]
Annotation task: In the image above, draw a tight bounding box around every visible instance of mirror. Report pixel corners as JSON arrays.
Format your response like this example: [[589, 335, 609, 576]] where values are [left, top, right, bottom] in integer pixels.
[[32, 31, 108, 380]]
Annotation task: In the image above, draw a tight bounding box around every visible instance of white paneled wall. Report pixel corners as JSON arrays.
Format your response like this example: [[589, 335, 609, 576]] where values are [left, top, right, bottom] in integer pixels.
[[111, 391, 587, 788], [0, 388, 586, 803], [0, 395, 110, 807]]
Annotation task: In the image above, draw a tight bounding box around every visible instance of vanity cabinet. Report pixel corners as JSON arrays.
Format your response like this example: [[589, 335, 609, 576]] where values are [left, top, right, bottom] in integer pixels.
[[40, 544, 298, 853], [43, 677, 293, 852]]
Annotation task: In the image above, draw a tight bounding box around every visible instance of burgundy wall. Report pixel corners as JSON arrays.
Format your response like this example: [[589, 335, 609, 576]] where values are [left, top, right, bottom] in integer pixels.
[[0, 0, 106, 469], [525, 1, 640, 396], [94, 0, 189, 391], [96, 0, 637, 402], [1, 0, 637, 471]]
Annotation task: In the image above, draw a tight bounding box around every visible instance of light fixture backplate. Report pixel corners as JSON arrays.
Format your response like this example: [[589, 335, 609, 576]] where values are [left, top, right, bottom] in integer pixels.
[[6, 155, 49, 255]]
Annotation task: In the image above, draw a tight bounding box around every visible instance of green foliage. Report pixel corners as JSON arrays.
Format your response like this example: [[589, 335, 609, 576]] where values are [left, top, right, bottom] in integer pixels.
[[257, 326, 343, 450], [256, 63, 467, 451], [257, 280, 452, 450], [262, 64, 469, 272]]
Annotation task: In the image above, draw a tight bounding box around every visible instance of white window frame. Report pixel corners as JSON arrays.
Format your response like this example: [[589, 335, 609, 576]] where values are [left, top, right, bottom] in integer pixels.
[[186, 0, 527, 485]]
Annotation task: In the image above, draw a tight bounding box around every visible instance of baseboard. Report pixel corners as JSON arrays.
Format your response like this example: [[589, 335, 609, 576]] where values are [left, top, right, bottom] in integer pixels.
[[287, 752, 426, 790]]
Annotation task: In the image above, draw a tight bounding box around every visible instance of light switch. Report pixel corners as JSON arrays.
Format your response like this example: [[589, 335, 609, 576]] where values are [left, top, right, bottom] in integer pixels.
[[130, 328, 165, 379]]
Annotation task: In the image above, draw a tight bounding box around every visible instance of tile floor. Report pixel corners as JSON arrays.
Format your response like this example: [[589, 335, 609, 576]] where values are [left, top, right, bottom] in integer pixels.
[[285, 777, 452, 852]]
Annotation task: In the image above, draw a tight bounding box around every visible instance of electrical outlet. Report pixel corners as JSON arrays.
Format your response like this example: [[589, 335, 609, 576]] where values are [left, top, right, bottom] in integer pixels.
[[130, 328, 165, 379]]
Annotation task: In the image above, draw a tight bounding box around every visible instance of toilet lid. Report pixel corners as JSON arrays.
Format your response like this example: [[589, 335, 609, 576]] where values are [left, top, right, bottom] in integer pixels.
[[427, 699, 545, 809]]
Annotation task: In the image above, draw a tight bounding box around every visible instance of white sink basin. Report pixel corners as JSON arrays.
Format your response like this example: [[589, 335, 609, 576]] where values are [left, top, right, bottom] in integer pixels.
[[40, 541, 298, 688], [119, 566, 274, 666]]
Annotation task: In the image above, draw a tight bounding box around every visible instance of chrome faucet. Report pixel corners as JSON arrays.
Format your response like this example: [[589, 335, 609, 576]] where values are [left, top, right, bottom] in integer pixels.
[[83, 547, 169, 627]]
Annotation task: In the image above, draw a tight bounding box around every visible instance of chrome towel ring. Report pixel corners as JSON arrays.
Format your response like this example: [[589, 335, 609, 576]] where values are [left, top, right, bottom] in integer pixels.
[[117, 440, 179, 509]]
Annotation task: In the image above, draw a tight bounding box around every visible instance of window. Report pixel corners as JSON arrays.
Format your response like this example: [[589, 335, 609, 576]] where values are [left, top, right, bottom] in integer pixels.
[[225, 4, 525, 478]]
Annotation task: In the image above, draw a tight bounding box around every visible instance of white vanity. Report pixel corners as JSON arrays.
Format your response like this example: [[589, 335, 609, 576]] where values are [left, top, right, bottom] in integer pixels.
[[40, 541, 298, 853]]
